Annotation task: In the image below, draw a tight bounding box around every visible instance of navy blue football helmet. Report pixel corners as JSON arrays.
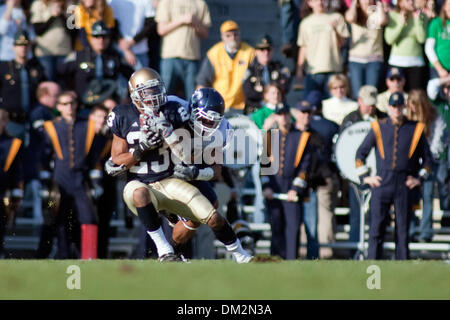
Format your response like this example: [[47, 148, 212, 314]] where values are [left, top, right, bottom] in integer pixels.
[[189, 88, 225, 137]]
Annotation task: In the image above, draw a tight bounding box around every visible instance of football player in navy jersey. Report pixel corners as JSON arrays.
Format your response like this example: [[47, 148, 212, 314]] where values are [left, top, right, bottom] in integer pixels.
[[107, 68, 252, 263]]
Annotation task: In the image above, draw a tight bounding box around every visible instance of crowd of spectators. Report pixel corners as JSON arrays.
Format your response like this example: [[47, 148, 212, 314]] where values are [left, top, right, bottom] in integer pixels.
[[0, 0, 449, 260]]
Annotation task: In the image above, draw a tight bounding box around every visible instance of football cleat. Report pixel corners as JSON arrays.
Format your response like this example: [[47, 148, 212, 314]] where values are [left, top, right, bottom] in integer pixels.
[[158, 253, 184, 262], [233, 252, 254, 264]]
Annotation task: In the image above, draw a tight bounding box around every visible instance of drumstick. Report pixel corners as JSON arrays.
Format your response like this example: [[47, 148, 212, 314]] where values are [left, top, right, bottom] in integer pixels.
[[273, 193, 299, 202]]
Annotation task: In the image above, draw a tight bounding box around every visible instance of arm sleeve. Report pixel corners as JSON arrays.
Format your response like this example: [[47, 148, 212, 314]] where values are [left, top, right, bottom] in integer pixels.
[[339, 113, 353, 133], [418, 133, 433, 178], [242, 69, 263, 104], [40, 129, 56, 171], [56, 53, 77, 80], [196, 57, 215, 87], [429, 116, 447, 159], [384, 13, 405, 45], [33, 17, 57, 35], [279, 66, 292, 93], [6, 148, 23, 190], [335, 13, 350, 38], [199, 1, 212, 27], [119, 58, 135, 79], [154, 0, 170, 23], [106, 109, 123, 138], [133, 17, 156, 43], [297, 21, 306, 47], [78, 28, 90, 49], [424, 38, 438, 65], [111, 18, 123, 42], [290, 142, 313, 193], [105, 6, 116, 28], [0, 17, 11, 35], [413, 16, 427, 44], [87, 134, 106, 169], [355, 129, 376, 182], [56, 54, 77, 86], [250, 111, 264, 129], [427, 78, 441, 100]]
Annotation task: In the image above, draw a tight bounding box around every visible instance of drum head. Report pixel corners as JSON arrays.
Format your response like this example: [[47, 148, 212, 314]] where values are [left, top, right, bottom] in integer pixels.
[[223, 114, 263, 170], [334, 121, 377, 185]]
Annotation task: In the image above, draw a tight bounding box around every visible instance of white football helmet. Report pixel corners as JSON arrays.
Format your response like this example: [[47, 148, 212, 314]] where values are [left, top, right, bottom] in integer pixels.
[[128, 68, 167, 113]]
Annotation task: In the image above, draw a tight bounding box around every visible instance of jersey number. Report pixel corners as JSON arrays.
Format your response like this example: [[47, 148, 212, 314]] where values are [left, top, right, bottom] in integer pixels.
[[126, 131, 170, 174], [129, 148, 170, 174]]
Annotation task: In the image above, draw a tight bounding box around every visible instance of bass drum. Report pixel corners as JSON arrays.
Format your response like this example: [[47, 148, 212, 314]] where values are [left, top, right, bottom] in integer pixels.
[[334, 121, 377, 185], [223, 113, 263, 170]]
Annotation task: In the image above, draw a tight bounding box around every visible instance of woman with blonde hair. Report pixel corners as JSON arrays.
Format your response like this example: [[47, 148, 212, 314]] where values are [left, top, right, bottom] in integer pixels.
[[322, 73, 358, 125], [406, 89, 447, 242]]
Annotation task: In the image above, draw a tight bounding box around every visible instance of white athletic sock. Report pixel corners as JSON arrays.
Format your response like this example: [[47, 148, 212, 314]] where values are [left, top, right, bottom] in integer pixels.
[[225, 239, 253, 263], [147, 227, 174, 257]]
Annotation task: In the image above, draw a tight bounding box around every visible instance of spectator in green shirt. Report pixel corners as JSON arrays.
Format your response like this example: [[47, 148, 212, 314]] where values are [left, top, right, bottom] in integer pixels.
[[250, 82, 289, 130], [425, 0, 450, 79]]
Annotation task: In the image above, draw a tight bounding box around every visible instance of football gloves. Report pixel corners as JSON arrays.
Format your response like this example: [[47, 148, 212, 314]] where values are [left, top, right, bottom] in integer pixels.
[[173, 164, 199, 181], [133, 114, 164, 161], [104, 158, 127, 177], [145, 111, 174, 139]]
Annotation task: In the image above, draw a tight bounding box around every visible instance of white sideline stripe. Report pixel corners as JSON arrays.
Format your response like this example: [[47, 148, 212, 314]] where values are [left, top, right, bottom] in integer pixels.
[[242, 206, 445, 219], [214, 240, 450, 251]]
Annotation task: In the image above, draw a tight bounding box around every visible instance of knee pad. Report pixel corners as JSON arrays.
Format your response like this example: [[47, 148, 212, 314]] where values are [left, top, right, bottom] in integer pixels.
[[123, 180, 156, 216]]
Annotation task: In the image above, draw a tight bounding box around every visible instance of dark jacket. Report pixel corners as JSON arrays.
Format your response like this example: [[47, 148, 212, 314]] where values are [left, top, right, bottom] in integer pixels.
[[243, 59, 291, 114]]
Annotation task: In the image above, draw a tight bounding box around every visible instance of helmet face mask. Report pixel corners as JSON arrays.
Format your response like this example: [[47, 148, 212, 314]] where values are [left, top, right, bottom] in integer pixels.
[[189, 88, 225, 137], [129, 68, 167, 113], [191, 108, 223, 137]]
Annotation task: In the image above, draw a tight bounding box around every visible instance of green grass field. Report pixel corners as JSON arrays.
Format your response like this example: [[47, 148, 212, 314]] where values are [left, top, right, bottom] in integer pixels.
[[0, 259, 449, 300]]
